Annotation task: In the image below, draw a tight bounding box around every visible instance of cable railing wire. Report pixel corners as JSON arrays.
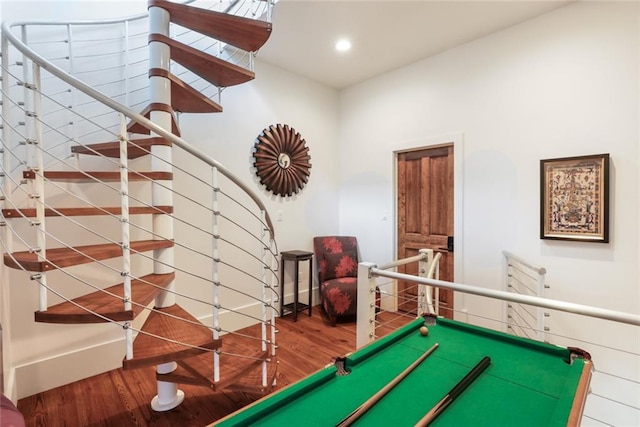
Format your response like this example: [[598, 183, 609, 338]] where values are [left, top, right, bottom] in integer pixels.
[[1, 192, 274, 346]]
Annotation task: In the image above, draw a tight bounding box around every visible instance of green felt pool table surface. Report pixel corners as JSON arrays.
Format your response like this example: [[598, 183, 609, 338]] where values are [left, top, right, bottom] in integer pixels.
[[214, 317, 592, 427]]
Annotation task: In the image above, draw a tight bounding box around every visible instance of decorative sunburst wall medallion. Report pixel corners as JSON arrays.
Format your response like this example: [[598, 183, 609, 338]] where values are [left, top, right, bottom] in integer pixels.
[[253, 124, 311, 197]]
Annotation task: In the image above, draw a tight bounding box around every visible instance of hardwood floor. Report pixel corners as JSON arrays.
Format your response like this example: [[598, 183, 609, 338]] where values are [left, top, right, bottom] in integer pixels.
[[17, 307, 362, 427]]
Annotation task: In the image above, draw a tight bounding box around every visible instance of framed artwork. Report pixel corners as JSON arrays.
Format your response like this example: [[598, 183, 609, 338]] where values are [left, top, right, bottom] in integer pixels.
[[540, 153, 609, 242]]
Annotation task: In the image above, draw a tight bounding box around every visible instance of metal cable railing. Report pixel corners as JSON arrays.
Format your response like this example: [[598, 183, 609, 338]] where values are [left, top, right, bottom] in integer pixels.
[[0, 0, 279, 397], [0, 102, 277, 348]]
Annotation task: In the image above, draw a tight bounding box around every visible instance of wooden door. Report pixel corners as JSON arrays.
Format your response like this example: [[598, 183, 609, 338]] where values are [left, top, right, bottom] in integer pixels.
[[397, 145, 454, 318]]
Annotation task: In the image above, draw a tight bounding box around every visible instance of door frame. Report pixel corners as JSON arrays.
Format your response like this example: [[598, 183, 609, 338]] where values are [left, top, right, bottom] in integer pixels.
[[391, 132, 465, 316]]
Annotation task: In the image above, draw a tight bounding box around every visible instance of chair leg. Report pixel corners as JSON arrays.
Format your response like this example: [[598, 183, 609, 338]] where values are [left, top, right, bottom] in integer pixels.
[[329, 314, 337, 327]]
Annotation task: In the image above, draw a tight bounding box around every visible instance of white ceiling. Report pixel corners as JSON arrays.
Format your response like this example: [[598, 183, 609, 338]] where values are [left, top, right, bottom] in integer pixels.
[[257, 1, 573, 89]]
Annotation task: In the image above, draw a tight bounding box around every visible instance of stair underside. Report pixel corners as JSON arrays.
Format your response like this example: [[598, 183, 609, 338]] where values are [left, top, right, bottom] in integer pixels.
[[159, 342, 277, 395], [2, 205, 172, 218], [71, 137, 172, 159], [123, 303, 221, 370], [127, 103, 180, 136], [35, 272, 175, 324], [149, 69, 223, 114], [150, 34, 254, 88], [4, 239, 173, 272], [149, 0, 272, 52], [23, 170, 173, 182]]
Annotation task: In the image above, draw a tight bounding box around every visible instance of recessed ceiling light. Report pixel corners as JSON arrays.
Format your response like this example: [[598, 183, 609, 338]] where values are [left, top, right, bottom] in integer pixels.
[[335, 39, 352, 52]]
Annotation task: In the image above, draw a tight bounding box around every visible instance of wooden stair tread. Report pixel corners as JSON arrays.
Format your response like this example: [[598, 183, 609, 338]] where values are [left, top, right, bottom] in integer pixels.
[[23, 170, 173, 182], [4, 239, 173, 272], [149, 69, 223, 114], [70, 137, 171, 159], [127, 103, 180, 136], [35, 272, 175, 324], [149, 34, 254, 88], [123, 304, 221, 370], [2, 205, 172, 218], [149, 0, 272, 52]]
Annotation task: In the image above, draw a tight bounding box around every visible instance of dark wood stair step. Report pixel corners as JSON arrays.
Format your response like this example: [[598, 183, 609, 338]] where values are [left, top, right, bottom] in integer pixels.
[[4, 239, 173, 272], [2, 205, 172, 218], [23, 170, 173, 182], [127, 103, 180, 136], [158, 342, 276, 395], [149, 34, 254, 88], [149, 0, 272, 52], [35, 272, 175, 324], [123, 304, 221, 370], [70, 137, 171, 159], [149, 68, 223, 114]]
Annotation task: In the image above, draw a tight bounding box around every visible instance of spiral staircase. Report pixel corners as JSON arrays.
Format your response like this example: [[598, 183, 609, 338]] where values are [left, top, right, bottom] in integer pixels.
[[0, 0, 279, 412]]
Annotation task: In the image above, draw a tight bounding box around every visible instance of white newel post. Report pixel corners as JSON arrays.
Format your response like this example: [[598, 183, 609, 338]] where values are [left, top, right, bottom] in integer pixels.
[[31, 64, 48, 312], [356, 262, 377, 349], [148, 4, 182, 411], [417, 249, 430, 315], [418, 249, 436, 316], [119, 115, 133, 360], [211, 167, 220, 383], [260, 211, 268, 388]]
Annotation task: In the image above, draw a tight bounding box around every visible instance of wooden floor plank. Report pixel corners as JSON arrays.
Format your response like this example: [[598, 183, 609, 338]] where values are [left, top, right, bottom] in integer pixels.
[[17, 307, 365, 426]]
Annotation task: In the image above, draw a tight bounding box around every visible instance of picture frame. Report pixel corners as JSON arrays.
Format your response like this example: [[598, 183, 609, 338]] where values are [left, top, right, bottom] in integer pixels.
[[540, 153, 609, 243]]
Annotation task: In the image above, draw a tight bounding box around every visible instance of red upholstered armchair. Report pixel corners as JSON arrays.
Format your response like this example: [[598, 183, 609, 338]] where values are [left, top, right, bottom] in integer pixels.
[[313, 236, 359, 326]]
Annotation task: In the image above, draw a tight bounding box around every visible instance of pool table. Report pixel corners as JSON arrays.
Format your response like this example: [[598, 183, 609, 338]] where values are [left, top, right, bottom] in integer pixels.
[[214, 316, 592, 426]]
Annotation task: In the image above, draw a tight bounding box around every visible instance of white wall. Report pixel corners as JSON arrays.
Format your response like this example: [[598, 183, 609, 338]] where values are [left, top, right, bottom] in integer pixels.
[[2, 2, 640, 423], [341, 0, 638, 326], [179, 60, 341, 248], [339, 2, 639, 424]]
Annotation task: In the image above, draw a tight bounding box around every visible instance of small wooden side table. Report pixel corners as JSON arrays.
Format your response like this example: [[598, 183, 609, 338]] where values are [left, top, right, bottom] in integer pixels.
[[280, 250, 313, 322]]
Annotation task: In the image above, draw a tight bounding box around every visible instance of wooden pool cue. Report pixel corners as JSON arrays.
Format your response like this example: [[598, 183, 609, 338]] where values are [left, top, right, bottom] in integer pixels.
[[336, 343, 439, 427], [414, 356, 491, 427]]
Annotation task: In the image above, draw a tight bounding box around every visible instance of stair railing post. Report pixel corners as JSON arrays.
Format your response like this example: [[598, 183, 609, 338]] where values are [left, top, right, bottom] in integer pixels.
[[147, 3, 183, 412], [502, 252, 511, 334], [65, 23, 76, 159], [20, 25, 34, 205], [356, 262, 377, 349], [123, 20, 131, 109], [1, 33, 13, 255], [267, 0, 275, 22], [1, 35, 15, 395], [259, 210, 268, 388], [417, 249, 435, 315], [269, 238, 277, 358], [118, 114, 133, 360], [536, 266, 548, 342], [31, 63, 47, 312], [211, 166, 220, 384]]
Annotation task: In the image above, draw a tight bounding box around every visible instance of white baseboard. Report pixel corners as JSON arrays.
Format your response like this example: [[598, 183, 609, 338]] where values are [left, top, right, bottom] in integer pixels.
[[15, 338, 124, 399], [4, 367, 18, 404]]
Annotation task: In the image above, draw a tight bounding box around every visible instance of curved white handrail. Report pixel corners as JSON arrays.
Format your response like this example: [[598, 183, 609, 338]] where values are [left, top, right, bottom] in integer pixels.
[[1, 18, 275, 238]]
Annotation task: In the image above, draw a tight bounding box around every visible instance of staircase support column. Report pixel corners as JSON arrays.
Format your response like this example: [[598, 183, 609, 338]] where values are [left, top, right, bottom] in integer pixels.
[[152, 362, 184, 411], [148, 3, 182, 412]]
